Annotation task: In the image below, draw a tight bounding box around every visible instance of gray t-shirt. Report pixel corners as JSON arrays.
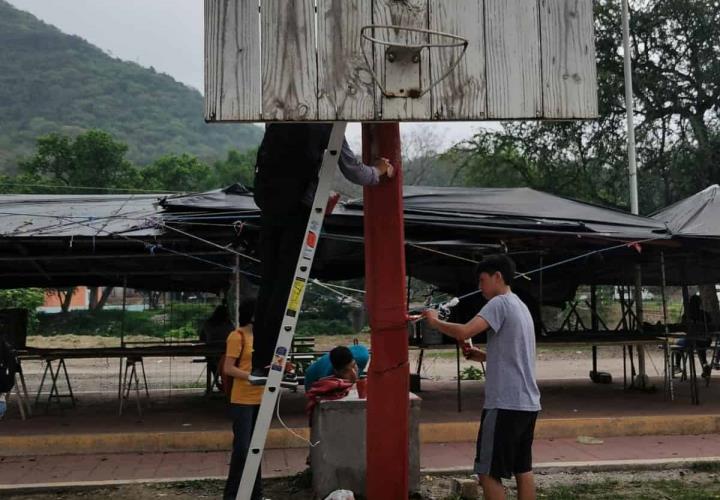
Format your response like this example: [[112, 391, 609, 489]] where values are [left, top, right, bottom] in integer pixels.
[[478, 292, 541, 411]]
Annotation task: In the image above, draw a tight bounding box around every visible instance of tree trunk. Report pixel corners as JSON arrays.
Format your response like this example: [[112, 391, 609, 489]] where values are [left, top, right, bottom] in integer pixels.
[[60, 287, 75, 313], [88, 287, 98, 309], [687, 113, 713, 190], [90, 287, 114, 311], [148, 291, 161, 310]]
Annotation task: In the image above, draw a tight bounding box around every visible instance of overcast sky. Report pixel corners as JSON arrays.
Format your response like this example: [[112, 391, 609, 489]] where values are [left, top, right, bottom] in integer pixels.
[[8, 0, 495, 150]]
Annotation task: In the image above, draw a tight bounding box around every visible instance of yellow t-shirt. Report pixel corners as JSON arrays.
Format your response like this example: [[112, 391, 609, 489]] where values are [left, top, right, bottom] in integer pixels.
[[225, 326, 263, 405]]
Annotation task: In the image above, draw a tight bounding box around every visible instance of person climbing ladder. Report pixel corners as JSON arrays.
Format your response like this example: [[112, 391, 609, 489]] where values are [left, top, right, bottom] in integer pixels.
[[249, 123, 394, 385]]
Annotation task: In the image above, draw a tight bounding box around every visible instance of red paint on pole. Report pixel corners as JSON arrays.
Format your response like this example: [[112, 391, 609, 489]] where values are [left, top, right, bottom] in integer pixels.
[[362, 123, 409, 500]]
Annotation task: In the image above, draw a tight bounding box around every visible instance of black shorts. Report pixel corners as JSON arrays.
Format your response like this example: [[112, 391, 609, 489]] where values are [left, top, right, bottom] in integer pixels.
[[474, 409, 538, 480]]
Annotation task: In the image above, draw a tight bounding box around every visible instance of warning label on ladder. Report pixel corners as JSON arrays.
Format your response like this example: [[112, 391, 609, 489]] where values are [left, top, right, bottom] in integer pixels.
[[286, 277, 306, 317], [271, 346, 287, 372]]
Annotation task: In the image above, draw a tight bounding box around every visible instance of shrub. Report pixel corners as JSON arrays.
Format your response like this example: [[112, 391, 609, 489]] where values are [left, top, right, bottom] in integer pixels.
[[460, 366, 485, 381], [0, 288, 45, 333]]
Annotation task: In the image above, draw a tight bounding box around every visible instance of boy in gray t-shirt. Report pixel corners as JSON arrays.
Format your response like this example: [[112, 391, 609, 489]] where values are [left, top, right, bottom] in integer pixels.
[[424, 254, 540, 500]]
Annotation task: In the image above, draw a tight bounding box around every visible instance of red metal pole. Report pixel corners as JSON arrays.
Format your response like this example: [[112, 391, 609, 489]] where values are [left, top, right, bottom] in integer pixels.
[[362, 123, 409, 500]]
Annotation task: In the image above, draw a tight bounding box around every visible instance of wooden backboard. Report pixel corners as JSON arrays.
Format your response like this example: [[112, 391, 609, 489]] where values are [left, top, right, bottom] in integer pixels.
[[205, 0, 598, 122]]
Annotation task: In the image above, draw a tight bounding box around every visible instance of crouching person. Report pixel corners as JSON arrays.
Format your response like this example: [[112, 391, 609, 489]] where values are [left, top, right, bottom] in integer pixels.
[[222, 299, 264, 500], [304, 344, 369, 391], [304, 346, 366, 422]]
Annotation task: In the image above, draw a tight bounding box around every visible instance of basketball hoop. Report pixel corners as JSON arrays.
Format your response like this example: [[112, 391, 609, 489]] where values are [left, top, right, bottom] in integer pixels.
[[360, 25, 469, 99]]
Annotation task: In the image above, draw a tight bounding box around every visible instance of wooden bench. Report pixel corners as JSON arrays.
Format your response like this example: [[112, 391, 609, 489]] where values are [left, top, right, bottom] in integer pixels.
[[290, 336, 317, 387]]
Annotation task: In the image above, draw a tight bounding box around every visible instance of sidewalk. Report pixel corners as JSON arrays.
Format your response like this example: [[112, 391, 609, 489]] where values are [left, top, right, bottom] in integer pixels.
[[4, 377, 720, 457], [2, 434, 720, 490]]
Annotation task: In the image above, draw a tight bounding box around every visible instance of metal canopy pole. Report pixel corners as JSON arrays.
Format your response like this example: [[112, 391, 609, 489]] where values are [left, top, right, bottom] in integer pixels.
[[539, 255, 544, 334], [660, 251, 673, 401], [363, 123, 409, 500], [622, 0, 639, 215], [121, 277, 127, 348], [622, 0, 648, 387], [591, 285, 599, 378], [118, 277, 128, 401], [234, 254, 240, 328]]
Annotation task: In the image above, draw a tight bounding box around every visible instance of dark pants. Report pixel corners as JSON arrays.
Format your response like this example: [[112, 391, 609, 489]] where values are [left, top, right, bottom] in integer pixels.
[[224, 404, 262, 500], [673, 339, 710, 369], [252, 209, 310, 370]]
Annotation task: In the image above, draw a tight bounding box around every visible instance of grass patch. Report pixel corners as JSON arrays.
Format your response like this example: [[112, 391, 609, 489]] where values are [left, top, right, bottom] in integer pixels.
[[35, 304, 355, 340], [689, 461, 720, 473], [538, 478, 720, 500], [538, 480, 620, 500], [37, 304, 215, 339], [460, 366, 485, 381]]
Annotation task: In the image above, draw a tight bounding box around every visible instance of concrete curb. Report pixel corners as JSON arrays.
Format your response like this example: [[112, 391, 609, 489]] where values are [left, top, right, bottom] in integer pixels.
[[4, 414, 720, 456], [420, 414, 720, 443], [2, 457, 720, 495], [0, 427, 309, 456], [425, 456, 720, 475]]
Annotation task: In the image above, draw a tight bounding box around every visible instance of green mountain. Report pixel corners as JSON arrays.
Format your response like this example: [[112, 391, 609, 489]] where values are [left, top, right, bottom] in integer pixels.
[[0, 0, 262, 171]]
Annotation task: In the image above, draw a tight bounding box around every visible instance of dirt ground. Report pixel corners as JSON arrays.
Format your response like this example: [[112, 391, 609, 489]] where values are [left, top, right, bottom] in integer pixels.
[[6, 466, 720, 499]]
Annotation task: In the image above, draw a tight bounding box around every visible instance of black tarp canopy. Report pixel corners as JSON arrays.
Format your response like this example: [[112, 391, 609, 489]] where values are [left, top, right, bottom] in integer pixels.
[[0, 192, 240, 291], [0, 193, 161, 237], [162, 185, 678, 302], [645, 185, 720, 288], [349, 186, 668, 239], [2, 184, 719, 296], [164, 185, 668, 239], [652, 185, 720, 238]]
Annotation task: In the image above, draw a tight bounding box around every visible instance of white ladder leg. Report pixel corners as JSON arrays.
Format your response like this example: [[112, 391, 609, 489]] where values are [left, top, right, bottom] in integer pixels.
[[236, 122, 347, 500]]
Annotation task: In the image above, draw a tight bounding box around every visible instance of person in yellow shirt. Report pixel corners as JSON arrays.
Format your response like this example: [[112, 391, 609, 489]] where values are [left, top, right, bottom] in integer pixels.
[[223, 299, 264, 500]]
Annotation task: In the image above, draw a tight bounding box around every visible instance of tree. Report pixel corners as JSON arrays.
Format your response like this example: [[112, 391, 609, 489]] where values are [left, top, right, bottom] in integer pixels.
[[446, 119, 630, 208], [401, 125, 445, 185], [141, 153, 213, 193], [211, 148, 256, 188], [18, 130, 141, 192], [595, 0, 720, 209]]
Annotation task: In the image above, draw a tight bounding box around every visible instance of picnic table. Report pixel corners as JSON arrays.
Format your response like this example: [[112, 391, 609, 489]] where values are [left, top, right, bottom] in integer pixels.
[[19, 343, 226, 416]]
